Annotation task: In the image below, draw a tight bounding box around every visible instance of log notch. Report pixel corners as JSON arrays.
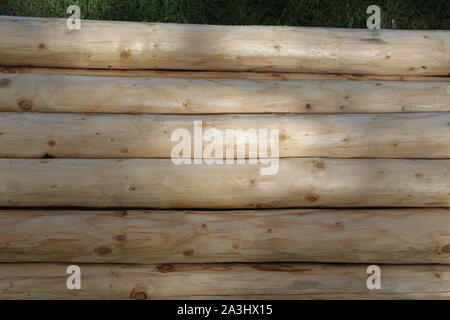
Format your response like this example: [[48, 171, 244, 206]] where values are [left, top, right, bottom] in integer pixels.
[[1, 16, 449, 75], [2, 66, 450, 81], [1, 113, 450, 158], [0, 158, 449, 208], [1, 263, 449, 299], [0, 209, 450, 264], [2, 73, 450, 113]]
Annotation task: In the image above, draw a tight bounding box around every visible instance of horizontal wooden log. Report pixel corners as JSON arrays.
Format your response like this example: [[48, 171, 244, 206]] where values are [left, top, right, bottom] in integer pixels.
[[2, 73, 450, 114], [1, 263, 449, 299], [1, 16, 449, 75], [1, 158, 449, 208], [1, 113, 450, 158], [1, 208, 450, 264], [2, 66, 450, 81]]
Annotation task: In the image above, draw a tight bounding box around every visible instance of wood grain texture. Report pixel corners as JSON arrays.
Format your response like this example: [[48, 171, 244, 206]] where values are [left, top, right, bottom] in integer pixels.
[[2, 66, 450, 81], [1, 16, 449, 75], [1, 158, 449, 208], [1, 263, 449, 299], [2, 73, 450, 114], [1, 113, 450, 158], [1, 209, 450, 264]]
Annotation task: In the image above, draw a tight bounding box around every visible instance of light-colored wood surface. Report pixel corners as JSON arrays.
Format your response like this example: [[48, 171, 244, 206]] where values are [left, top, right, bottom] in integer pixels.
[[1, 263, 449, 299], [1, 16, 449, 75], [2, 15, 450, 301], [1, 158, 449, 208], [2, 66, 450, 81], [2, 73, 450, 114], [1, 113, 450, 158], [0, 208, 449, 264]]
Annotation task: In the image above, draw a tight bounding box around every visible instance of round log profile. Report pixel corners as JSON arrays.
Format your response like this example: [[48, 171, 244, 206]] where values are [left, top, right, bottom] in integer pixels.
[[0, 209, 449, 264], [0, 16, 449, 75], [1, 113, 450, 158], [0, 158, 449, 208], [1, 73, 450, 114], [0, 263, 449, 299]]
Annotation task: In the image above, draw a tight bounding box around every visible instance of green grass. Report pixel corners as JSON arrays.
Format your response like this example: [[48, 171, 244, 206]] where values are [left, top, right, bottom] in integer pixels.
[[0, 0, 449, 29]]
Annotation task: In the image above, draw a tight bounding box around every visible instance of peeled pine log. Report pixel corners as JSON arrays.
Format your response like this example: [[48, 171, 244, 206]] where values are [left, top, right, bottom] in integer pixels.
[[1, 113, 450, 158], [2, 73, 450, 114], [1, 263, 449, 299], [1, 158, 449, 208], [1, 209, 450, 264], [2, 66, 450, 81], [1, 16, 449, 75]]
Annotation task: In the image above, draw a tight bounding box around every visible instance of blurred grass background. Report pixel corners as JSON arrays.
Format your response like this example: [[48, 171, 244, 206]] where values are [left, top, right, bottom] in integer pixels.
[[0, 0, 449, 29]]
